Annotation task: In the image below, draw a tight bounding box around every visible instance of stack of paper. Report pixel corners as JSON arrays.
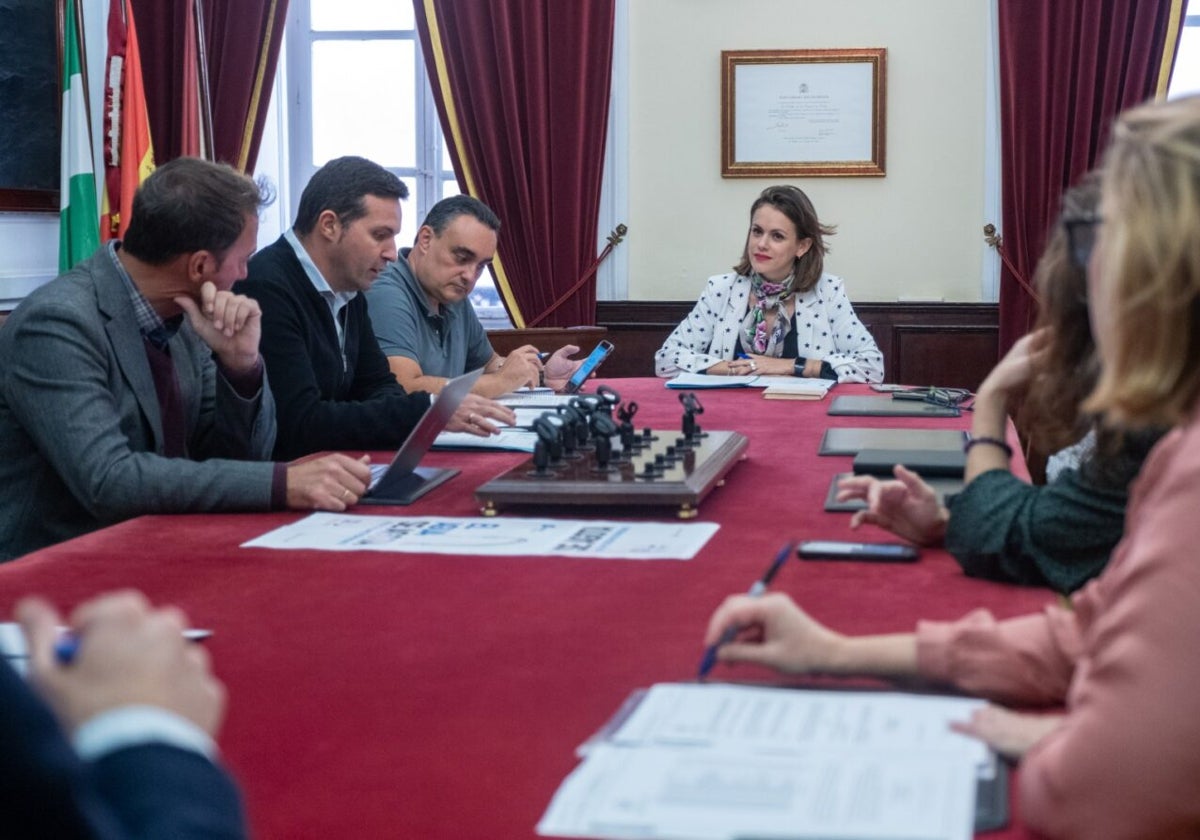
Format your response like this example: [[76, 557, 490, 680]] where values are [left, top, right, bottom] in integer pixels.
[[666, 373, 836, 395], [537, 682, 985, 840], [762, 378, 836, 400]]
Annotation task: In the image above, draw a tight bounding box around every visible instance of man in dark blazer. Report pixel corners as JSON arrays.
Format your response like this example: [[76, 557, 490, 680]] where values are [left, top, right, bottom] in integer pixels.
[[0, 158, 372, 561], [1, 591, 246, 839], [236, 156, 514, 461]]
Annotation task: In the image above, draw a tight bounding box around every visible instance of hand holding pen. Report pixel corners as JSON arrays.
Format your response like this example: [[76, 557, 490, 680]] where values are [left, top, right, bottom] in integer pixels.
[[697, 541, 794, 680], [14, 592, 227, 735]]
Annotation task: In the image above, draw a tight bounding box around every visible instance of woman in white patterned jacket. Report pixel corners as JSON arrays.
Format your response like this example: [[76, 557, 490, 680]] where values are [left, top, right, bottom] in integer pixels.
[[655, 185, 884, 383]]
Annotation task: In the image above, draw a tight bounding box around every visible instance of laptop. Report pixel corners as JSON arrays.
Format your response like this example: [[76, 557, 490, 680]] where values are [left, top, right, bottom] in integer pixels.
[[358, 368, 482, 506]]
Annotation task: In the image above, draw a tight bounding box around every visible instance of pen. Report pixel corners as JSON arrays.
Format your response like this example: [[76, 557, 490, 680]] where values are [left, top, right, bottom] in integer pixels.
[[54, 628, 214, 665], [696, 541, 795, 680]]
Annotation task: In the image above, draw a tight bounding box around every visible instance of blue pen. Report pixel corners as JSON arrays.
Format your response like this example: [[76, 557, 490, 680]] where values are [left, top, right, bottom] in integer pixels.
[[697, 541, 795, 680], [54, 628, 214, 664]]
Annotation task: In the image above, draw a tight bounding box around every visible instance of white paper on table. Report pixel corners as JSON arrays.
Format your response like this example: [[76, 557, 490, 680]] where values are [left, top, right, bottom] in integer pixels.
[[537, 741, 977, 840], [241, 513, 718, 560], [607, 683, 987, 766]]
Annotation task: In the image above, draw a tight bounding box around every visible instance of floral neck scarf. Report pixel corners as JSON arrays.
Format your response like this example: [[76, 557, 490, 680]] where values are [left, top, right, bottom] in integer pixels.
[[740, 273, 794, 356]]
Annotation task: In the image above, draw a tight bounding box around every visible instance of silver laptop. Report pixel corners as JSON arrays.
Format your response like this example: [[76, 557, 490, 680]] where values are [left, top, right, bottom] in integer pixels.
[[359, 368, 482, 505]]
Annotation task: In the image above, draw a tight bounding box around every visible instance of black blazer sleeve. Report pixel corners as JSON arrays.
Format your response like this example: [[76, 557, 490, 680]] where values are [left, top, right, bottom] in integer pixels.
[[237, 239, 432, 460], [0, 659, 247, 840]]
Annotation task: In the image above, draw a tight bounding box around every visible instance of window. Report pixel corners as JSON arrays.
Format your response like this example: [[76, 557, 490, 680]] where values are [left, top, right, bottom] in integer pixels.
[[1170, 4, 1200, 98], [284, 0, 510, 327]]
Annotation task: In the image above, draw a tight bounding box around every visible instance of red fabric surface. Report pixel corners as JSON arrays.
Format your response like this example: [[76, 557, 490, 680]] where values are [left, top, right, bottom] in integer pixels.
[[0, 381, 1047, 838]]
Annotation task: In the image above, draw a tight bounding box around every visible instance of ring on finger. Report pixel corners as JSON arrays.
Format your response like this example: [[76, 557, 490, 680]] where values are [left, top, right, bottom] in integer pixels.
[[341, 487, 351, 501]]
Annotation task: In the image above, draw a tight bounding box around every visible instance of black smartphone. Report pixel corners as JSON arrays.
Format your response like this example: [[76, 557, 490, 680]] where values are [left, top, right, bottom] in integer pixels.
[[563, 340, 614, 394], [796, 540, 920, 562]]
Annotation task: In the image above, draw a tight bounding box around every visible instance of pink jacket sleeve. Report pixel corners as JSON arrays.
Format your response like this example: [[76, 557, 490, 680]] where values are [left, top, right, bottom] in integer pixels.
[[918, 424, 1200, 837], [1017, 427, 1200, 839]]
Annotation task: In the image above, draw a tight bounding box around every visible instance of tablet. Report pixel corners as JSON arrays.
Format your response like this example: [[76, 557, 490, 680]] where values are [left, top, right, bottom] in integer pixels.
[[817, 427, 969, 457], [827, 395, 960, 418], [852, 448, 966, 477], [824, 472, 965, 512]]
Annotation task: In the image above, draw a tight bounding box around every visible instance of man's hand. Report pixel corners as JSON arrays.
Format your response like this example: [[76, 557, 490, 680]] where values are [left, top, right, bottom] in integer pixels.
[[951, 705, 1064, 762], [17, 592, 226, 736], [836, 465, 949, 546], [447, 394, 517, 436], [543, 344, 582, 392], [175, 281, 262, 375], [286, 454, 372, 510], [492, 344, 542, 391]]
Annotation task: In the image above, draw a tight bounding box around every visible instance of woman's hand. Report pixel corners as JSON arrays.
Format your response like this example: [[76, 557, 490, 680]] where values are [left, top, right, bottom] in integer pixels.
[[837, 465, 949, 546], [704, 592, 846, 674], [977, 328, 1051, 401], [951, 705, 1064, 762]]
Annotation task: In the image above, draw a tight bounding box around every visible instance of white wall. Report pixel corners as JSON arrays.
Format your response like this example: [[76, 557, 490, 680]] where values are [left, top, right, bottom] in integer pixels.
[[3, 0, 994, 307], [627, 0, 993, 302]]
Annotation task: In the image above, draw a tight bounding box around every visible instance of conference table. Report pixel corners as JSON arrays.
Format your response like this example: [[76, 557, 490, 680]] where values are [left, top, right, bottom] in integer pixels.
[[0, 379, 1055, 839]]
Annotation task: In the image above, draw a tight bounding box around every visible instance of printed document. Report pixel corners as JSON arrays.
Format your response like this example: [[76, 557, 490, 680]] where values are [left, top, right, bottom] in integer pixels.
[[538, 682, 983, 840], [242, 513, 718, 560]]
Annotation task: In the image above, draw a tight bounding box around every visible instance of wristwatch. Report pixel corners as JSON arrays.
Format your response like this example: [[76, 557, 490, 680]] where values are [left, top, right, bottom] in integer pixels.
[[793, 357, 807, 377]]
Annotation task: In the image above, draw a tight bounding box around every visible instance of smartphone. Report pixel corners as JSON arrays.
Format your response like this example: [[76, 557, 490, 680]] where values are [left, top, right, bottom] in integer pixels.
[[796, 540, 920, 562], [563, 340, 614, 394]]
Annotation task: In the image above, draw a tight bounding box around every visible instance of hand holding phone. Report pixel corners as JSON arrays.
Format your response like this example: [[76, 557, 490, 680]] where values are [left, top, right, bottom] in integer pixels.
[[796, 540, 919, 562], [563, 340, 614, 394]]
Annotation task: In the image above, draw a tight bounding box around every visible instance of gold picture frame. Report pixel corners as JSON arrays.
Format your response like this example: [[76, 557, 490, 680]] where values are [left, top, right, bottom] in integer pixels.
[[721, 48, 887, 178]]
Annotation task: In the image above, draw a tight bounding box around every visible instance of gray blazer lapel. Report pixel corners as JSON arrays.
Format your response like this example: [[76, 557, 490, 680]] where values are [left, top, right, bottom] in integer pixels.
[[95, 261, 165, 452]]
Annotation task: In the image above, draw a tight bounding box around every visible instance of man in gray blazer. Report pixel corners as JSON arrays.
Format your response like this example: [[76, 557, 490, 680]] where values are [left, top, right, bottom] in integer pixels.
[[0, 158, 372, 561]]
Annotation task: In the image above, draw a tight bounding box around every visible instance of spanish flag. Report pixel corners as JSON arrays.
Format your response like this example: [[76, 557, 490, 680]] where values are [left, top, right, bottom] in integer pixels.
[[100, 0, 155, 242]]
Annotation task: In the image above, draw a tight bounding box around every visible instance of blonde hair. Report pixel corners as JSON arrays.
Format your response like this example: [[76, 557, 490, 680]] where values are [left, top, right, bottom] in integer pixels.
[[1084, 97, 1200, 428]]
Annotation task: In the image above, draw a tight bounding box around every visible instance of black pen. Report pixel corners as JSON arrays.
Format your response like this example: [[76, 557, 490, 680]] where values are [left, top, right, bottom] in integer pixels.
[[696, 541, 795, 680]]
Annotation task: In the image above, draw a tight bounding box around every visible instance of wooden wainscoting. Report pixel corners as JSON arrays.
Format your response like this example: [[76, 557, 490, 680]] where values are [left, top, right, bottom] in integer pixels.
[[487, 326, 609, 359], [587, 301, 1000, 390]]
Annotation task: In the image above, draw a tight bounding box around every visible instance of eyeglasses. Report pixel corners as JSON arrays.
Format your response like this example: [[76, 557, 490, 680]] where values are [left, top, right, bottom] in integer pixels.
[[1062, 214, 1104, 270]]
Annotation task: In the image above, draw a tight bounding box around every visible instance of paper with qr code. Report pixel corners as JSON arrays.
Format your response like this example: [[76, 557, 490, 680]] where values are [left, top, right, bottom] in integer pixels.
[[242, 513, 717, 560]]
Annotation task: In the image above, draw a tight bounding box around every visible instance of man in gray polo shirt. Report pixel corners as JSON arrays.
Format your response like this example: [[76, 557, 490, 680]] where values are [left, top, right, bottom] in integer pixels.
[[364, 195, 581, 398]]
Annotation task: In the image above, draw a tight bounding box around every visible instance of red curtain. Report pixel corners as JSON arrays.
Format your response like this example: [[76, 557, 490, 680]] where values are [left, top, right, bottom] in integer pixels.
[[996, 0, 1184, 353], [128, 0, 288, 172], [414, 0, 615, 328]]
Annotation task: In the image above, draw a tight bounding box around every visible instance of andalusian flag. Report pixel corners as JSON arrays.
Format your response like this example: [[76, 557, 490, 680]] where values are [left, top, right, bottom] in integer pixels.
[[100, 0, 155, 242], [59, 0, 100, 272]]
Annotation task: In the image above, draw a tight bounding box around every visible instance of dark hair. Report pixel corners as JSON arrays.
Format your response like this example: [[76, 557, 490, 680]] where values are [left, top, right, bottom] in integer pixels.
[[733, 185, 836, 293], [121, 157, 272, 264], [293, 156, 409, 235], [422, 194, 501, 237], [1018, 173, 1166, 486]]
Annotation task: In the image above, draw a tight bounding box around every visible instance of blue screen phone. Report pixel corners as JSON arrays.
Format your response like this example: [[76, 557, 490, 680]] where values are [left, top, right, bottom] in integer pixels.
[[563, 340, 614, 394]]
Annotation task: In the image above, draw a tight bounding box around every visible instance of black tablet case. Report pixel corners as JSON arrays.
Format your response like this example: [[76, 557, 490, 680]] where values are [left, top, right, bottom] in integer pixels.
[[852, 448, 966, 477], [818, 427, 969, 456], [827, 394, 960, 418]]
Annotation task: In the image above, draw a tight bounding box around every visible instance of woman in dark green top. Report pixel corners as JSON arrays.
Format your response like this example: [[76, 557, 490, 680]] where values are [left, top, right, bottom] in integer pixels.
[[837, 178, 1164, 593]]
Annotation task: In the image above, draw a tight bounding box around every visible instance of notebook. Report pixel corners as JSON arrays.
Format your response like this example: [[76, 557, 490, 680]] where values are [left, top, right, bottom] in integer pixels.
[[358, 368, 482, 506], [817, 427, 969, 457], [827, 394, 960, 417]]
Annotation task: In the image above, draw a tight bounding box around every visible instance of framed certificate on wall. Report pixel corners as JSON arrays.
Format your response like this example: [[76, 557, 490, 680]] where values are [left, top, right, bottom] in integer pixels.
[[721, 48, 887, 178]]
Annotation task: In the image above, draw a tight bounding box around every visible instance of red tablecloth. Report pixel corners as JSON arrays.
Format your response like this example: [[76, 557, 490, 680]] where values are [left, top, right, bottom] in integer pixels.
[[0, 380, 1047, 839]]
